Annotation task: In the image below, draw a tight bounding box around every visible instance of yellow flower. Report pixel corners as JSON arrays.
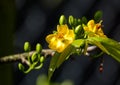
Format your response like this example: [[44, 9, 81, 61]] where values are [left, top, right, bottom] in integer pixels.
[[46, 24, 75, 53], [83, 20, 106, 37]]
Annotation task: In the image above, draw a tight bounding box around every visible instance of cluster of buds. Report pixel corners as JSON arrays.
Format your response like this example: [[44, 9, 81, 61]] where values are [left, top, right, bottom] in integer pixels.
[[18, 42, 45, 73]]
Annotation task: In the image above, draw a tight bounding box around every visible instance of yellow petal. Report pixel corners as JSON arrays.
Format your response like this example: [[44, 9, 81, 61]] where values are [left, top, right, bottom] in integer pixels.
[[87, 20, 95, 31], [57, 24, 69, 35], [46, 34, 56, 43], [65, 30, 75, 41], [68, 30, 75, 38], [93, 25, 97, 33], [48, 39, 58, 50], [97, 28, 106, 37], [83, 26, 89, 31], [56, 41, 65, 52], [57, 44, 65, 53], [49, 40, 65, 53]]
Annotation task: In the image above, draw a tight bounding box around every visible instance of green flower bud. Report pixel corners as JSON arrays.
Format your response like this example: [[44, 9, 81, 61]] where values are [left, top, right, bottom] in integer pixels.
[[82, 16, 87, 24], [59, 15, 67, 25], [69, 15, 74, 26], [18, 63, 25, 71], [40, 56, 45, 63], [36, 43, 42, 53], [94, 11, 103, 23], [75, 25, 84, 39], [31, 52, 39, 62], [73, 18, 76, 26], [75, 25, 82, 34], [24, 42, 31, 52], [77, 19, 82, 25]]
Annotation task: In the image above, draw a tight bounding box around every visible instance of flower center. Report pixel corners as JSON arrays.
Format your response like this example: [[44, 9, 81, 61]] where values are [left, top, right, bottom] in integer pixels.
[[57, 33, 64, 39]]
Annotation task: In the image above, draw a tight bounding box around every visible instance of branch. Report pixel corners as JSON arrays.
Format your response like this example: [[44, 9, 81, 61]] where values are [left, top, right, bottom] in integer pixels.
[[0, 49, 54, 64], [0, 46, 97, 64]]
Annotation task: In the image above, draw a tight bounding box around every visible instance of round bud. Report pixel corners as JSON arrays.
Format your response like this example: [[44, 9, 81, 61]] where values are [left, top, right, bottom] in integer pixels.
[[36, 43, 42, 53], [40, 56, 45, 63], [18, 63, 25, 71], [59, 15, 67, 25], [24, 42, 31, 52], [31, 52, 38, 62], [77, 19, 82, 25], [75, 25, 82, 34], [75, 25, 84, 39], [69, 15, 74, 26]]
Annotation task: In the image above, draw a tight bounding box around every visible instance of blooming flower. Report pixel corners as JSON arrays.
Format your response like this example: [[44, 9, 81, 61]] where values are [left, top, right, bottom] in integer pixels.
[[46, 24, 75, 53], [83, 20, 106, 37]]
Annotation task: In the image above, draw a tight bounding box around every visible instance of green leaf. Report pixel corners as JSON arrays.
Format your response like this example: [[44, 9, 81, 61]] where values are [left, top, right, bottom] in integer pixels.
[[48, 52, 60, 80], [71, 39, 86, 55], [93, 37, 120, 62], [98, 38, 120, 50], [88, 37, 120, 62], [72, 39, 85, 48], [87, 38, 109, 54], [104, 45, 120, 62], [94, 11, 103, 23], [56, 44, 75, 68]]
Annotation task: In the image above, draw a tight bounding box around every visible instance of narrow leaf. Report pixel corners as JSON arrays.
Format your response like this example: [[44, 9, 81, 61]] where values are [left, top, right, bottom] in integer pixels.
[[88, 37, 120, 62], [88, 38, 109, 54], [71, 39, 85, 48], [56, 44, 75, 68], [48, 52, 60, 80], [104, 45, 120, 62]]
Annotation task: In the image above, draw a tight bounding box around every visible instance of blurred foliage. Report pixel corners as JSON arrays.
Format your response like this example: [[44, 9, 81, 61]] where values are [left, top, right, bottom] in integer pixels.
[[36, 75, 73, 85]]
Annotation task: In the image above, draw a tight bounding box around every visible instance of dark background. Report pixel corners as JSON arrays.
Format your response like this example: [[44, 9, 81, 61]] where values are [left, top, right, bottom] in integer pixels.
[[0, 0, 120, 85]]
